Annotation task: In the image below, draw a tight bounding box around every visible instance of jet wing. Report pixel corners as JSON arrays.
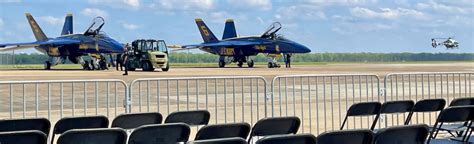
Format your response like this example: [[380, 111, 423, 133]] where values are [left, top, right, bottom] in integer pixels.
[[182, 41, 272, 48], [0, 39, 81, 52]]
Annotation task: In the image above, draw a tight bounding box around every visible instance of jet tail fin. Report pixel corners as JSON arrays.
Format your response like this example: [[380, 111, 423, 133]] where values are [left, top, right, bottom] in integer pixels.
[[195, 18, 218, 43], [61, 14, 73, 35], [222, 19, 237, 40], [25, 13, 48, 41]]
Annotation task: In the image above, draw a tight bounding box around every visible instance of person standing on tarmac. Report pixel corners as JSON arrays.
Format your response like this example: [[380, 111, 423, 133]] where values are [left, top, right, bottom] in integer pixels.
[[116, 51, 123, 71], [285, 53, 292, 68], [122, 44, 130, 76]]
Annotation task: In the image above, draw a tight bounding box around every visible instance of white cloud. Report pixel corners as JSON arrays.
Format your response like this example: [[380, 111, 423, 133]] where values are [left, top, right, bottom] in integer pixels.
[[81, 8, 109, 18], [306, 0, 377, 6], [0, 18, 4, 30], [123, 0, 140, 8], [38, 16, 62, 25], [226, 0, 272, 10], [0, 0, 21, 3], [275, 5, 326, 21], [122, 23, 139, 30], [332, 23, 394, 35], [416, 1, 470, 14], [152, 0, 215, 10], [351, 7, 425, 20]]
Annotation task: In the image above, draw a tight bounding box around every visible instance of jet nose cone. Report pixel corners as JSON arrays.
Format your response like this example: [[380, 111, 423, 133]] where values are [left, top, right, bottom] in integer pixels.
[[296, 44, 311, 53], [302, 46, 311, 53]]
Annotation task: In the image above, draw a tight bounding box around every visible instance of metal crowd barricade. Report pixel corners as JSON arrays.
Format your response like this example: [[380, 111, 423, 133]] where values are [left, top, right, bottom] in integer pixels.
[[383, 72, 473, 127], [271, 74, 381, 135], [129, 76, 268, 125], [0, 79, 128, 122]]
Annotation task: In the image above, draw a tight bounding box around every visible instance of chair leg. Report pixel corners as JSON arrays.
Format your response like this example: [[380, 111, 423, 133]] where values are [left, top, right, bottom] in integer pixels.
[[370, 114, 380, 130], [404, 112, 413, 125], [434, 122, 444, 138], [340, 116, 348, 130], [428, 122, 439, 143], [51, 134, 55, 144]]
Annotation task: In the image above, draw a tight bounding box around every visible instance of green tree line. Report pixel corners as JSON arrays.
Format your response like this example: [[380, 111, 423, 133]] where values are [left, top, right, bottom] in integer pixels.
[[0, 52, 473, 64]]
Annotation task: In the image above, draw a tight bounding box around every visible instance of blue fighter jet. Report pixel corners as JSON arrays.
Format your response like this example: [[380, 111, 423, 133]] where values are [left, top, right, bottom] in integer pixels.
[[0, 13, 124, 70], [181, 19, 311, 68]]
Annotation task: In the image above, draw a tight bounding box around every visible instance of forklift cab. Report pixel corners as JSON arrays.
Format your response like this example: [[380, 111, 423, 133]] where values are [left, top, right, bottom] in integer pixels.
[[128, 39, 169, 71]]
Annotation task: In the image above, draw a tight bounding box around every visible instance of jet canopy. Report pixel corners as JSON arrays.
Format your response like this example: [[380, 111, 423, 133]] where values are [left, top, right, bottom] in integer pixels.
[[261, 22, 282, 39], [84, 17, 105, 36]]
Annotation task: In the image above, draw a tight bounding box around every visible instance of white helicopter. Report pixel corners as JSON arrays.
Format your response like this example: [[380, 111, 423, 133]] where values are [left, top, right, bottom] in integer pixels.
[[431, 37, 459, 49]]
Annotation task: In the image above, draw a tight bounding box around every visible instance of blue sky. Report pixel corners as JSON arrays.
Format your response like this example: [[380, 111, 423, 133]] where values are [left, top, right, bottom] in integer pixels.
[[0, 0, 473, 53]]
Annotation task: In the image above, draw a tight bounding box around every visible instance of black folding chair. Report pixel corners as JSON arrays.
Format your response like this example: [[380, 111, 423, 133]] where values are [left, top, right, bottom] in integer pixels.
[[57, 128, 126, 144], [405, 99, 446, 125], [316, 129, 374, 144], [0, 130, 47, 144], [190, 137, 247, 144], [128, 123, 190, 144], [376, 100, 415, 129], [111, 112, 162, 129], [340, 102, 381, 130], [51, 115, 109, 144], [165, 110, 210, 126], [248, 116, 300, 142], [0, 118, 50, 136], [449, 97, 474, 106], [427, 106, 474, 143], [195, 122, 251, 140], [256, 134, 316, 144], [374, 124, 429, 144]]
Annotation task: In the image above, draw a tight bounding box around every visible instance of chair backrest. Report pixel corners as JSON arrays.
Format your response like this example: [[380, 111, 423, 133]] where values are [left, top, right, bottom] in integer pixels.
[[190, 138, 247, 144], [256, 134, 317, 144], [57, 128, 126, 144], [341, 102, 381, 130], [52, 115, 109, 144], [412, 99, 446, 112], [195, 122, 251, 140], [165, 110, 210, 126], [374, 124, 429, 144], [250, 116, 301, 137], [0, 118, 50, 136], [316, 129, 374, 144], [436, 106, 473, 123], [0, 130, 47, 144], [128, 123, 190, 144], [380, 100, 414, 114], [346, 102, 381, 116], [405, 99, 446, 125], [449, 97, 474, 106], [53, 115, 109, 134], [112, 112, 162, 129]]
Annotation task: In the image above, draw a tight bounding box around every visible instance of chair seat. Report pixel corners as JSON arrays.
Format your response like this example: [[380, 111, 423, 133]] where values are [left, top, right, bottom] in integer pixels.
[[438, 124, 467, 132]]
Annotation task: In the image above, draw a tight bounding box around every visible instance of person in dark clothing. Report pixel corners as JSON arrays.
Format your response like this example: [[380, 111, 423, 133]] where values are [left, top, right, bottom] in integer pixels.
[[123, 44, 129, 76], [116, 53, 123, 71], [285, 53, 292, 68], [90, 59, 95, 70]]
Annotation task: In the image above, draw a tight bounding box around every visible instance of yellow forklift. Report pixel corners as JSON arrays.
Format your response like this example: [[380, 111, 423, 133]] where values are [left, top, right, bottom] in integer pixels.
[[127, 39, 169, 71]]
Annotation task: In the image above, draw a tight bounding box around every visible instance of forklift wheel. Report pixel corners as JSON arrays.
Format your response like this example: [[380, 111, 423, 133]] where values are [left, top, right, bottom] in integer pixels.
[[162, 63, 169, 72]]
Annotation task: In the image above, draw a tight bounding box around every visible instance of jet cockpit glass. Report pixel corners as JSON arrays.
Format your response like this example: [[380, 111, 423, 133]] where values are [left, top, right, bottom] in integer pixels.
[[261, 22, 282, 39], [84, 17, 105, 36], [276, 35, 289, 41]]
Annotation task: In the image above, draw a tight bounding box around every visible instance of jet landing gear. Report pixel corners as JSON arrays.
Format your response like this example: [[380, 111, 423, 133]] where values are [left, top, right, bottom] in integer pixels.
[[44, 61, 51, 70], [247, 60, 254, 68], [266, 55, 280, 68]]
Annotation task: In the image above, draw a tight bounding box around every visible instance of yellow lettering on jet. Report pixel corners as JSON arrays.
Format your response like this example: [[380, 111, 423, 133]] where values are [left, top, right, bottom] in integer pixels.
[[221, 48, 234, 55], [200, 26, 210, 36], [255, 45, 266, 51], [79, 44, 88, 49], [49, 47, 60, 56]]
